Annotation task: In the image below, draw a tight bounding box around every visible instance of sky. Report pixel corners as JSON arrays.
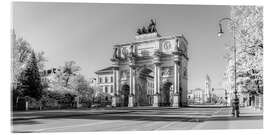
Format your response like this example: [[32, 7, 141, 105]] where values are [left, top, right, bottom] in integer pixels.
[[13, 2, 232, 90]]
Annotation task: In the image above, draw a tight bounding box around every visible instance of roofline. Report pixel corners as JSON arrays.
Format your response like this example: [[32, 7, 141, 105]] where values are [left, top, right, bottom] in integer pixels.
[[95, 71, 113, 75], [95, 66, 114, 74]]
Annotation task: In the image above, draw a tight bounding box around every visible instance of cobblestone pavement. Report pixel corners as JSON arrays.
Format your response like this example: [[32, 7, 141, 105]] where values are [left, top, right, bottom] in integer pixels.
[[12, 106, 263, 133]]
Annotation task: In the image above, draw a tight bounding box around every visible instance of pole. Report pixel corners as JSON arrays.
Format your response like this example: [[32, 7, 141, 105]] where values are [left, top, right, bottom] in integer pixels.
[[232, 21, 239, 117], [218, 18, 239, 117]]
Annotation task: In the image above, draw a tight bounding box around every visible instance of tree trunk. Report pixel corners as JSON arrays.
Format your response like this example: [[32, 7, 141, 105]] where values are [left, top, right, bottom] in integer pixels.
[[65, 76, 70, 87], [39, 100, 42, 110]]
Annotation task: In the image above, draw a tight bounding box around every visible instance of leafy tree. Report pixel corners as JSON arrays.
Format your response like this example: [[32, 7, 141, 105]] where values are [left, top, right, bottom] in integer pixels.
[[47, 69, 74, 94], [12, 37, 47, 87], [12, 36, 47, 106], [47, 61, 81, 93], [12, 38, 32, 91], [62, 61, 80, 87], [72, 74, 94, 104], [224, 6, 263, 95], [44, 61, 82, 108], [36, 51, 47, 70], [17, 51, 43, 100]]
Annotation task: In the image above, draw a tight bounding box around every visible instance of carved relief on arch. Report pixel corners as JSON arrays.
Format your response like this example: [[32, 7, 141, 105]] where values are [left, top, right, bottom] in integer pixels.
[[121, 47, 129, 59], [161, 66, 173, 78], [120, 70, 129, 81]]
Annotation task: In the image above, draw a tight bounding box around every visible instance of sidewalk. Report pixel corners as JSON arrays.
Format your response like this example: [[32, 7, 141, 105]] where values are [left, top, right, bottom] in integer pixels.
[[193, 107, 263, 129]]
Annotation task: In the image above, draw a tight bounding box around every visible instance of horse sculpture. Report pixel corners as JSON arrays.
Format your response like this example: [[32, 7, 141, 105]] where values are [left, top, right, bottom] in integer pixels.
[[136, 19, 157, 35]]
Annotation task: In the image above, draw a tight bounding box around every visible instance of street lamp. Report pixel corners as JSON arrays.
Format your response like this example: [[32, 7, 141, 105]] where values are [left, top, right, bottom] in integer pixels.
[[217, 18, 240, 117], [217, 23, 224, 37]]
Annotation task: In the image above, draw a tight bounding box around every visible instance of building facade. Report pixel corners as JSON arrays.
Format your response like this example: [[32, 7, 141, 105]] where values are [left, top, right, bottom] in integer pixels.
[[188, 88, 228, 105], [188, 88, 204, 104], [102, 20, 189, 108], [94, 67, 115, 96]]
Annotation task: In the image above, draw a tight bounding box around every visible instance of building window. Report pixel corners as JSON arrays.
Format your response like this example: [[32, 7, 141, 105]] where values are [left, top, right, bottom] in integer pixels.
[[99, 77, 102, 83], [105, 77, 108, 83], [111, 76, 113, 82], [105, 86, 108, 93], [111, 85, 113, 93]]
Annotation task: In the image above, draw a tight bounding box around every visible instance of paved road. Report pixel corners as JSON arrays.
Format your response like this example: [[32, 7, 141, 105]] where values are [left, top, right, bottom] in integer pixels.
[[12, 106, 263, 133]]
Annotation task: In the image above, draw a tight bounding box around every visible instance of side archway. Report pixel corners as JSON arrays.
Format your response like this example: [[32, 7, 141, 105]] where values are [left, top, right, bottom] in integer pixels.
[[160, 81, 173, 106], [120, 84, 130, 107]]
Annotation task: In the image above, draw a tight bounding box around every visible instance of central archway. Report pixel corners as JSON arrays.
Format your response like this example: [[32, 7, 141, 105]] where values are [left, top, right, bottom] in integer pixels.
[[136, 67, 154, 106]]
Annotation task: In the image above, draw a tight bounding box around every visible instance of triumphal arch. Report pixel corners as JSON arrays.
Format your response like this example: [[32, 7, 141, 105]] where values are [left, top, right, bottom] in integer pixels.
[[110, 20, 188, 108]]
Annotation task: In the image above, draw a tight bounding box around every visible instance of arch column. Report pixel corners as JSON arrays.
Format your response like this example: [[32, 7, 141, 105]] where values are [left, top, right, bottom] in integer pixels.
[[153, 51, 161, 107], [153, 63, 161, 107], [172, 53, 181, 108], [112, 63, 120, 107], [128, 65, 136, 107]]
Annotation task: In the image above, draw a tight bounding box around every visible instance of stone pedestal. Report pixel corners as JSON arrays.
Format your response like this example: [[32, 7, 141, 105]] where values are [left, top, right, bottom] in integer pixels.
[[172, 94, 180, 108], [112, 95, 120, 107], [153, 94, 160, 107], [75, 96, 81, 108], [128, 95, 135, 107], [76, 102, 82, 108], [135, 32, 160, 41], [25, 101, 29, 111]]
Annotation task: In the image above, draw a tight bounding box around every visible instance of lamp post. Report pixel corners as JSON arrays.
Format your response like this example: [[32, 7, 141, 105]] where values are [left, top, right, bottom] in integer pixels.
[[218, 18, 240, 117]]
